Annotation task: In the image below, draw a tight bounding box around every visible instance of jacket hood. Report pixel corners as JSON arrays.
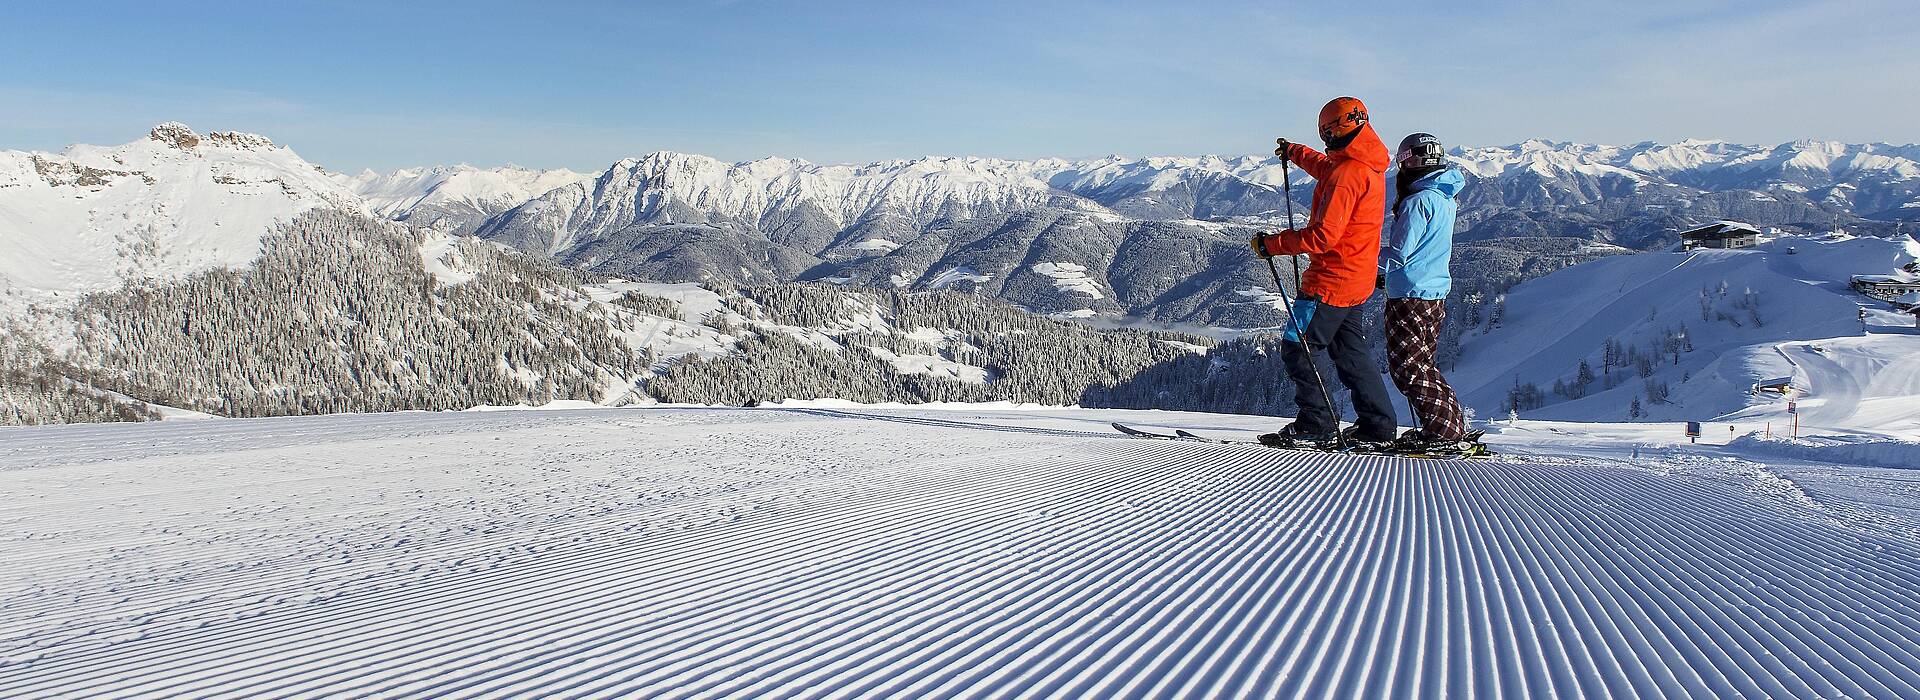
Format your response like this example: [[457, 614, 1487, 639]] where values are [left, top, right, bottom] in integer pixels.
[[1411, 166, 1465, 198], [1330, 123, 1391, 173]]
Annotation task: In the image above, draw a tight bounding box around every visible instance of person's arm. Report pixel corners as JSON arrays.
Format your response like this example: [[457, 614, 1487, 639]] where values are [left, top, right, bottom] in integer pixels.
[[1284, 143, 1334, 181], [1381, 195, 1432, 275], [1269, 170, 1358, 255]]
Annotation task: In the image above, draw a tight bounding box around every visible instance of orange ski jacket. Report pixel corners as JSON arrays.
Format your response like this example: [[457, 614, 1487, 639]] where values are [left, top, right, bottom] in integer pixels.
[[1258, 123, 1391, 308]]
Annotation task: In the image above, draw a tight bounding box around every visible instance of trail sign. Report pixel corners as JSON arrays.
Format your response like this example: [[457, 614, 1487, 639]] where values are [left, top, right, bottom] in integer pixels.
[[1686, 421, 1702, 443]]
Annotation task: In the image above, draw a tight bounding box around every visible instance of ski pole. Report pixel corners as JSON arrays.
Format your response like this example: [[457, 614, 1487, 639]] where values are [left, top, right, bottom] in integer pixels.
[[1271, 142, 1344, 448]]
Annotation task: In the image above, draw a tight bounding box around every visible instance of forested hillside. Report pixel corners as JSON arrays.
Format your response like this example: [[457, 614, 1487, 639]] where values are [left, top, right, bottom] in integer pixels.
[[7, 209, 1310, 425], [62, 210, 647, 418]]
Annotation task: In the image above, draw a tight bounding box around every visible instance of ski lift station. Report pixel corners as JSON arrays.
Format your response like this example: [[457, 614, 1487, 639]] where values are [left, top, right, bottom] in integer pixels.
[[1679, 221, 1761, 250]]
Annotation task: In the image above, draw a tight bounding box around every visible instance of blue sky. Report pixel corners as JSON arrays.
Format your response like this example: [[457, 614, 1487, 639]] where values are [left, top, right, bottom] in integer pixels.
[[2, 0, 1913, 172]]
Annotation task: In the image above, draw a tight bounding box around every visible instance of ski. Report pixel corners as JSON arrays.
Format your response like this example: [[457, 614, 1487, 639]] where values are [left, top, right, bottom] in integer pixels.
[[1116, 422, 1495, 459], [1161, 427, 1496, 460], [1109, 422, 1185, 440], [1174, 429, 1239, 444]]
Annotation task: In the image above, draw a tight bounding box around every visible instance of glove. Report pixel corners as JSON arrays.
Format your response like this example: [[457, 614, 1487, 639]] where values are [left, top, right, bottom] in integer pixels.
[[1273, 137, 1291, 159], [1375, 273, 1386, 290], [1250, 233, 1274, 259]]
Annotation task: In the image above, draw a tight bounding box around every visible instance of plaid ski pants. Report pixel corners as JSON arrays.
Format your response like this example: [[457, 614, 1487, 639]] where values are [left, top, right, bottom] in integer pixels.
[[1385, 298, 1467, 440]]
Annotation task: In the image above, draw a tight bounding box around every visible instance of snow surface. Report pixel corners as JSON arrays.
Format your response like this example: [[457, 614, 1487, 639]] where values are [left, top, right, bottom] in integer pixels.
[[862, 346, 990, 383], [575, 282, 738, 364], [4, 406, 1920, 698], [1455, 235, 1920, 436], [1030, 261, 1105, 299], [847, 238, 901, 254], [925, 266, 991, 290], [416, 233, 478, 287]]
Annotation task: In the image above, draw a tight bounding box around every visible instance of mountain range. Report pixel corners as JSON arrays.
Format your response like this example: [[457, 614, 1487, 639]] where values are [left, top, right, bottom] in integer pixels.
[[3, 123, 1916, 426], [5, 123, 1917, 327], [355, 136, 1918, 323]]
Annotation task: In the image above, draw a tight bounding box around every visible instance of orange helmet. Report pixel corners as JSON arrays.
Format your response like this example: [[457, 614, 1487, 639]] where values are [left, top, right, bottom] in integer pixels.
[[1317, 96, 1369, 143]]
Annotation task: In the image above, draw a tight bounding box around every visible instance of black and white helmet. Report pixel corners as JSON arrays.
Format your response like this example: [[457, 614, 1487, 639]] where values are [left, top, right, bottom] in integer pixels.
[[1396, 132, 1447, 169]]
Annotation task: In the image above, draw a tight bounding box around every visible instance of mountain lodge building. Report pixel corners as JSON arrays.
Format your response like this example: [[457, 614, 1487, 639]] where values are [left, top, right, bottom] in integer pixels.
[[1852, 275, 1920, 301], [1680, 221, 1761, 250]]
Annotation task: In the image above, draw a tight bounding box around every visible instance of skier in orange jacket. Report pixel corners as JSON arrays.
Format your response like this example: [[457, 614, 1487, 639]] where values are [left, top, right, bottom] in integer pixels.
[[1250, 96, 1398, 445]]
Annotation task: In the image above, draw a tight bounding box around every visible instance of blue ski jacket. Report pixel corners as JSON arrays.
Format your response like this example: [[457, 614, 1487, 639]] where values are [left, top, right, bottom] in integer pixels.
[[1381, 166, 1465, 300]]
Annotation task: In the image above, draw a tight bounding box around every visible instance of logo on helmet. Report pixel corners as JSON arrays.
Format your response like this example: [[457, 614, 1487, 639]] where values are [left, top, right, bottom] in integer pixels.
[[1396, 133, 1447, 169], [1316, 97, 1369, 143]]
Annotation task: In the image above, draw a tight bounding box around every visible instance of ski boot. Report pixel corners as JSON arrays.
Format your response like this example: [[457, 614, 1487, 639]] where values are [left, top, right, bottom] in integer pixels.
[[1391, 430, 1489, 457], [1257, 422, 1337, 449], [1340, 425, 1399, 452]]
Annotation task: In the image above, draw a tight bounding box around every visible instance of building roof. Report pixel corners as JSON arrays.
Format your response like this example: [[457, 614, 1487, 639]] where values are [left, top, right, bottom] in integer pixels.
[[1681, 221, 1762, 239], [1852, 274, 1913, 284]]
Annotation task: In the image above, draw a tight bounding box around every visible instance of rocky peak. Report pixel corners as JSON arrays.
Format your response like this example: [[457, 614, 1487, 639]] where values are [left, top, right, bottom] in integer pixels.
[[206, 130, 276, 150], [148, 122, 201, 150]]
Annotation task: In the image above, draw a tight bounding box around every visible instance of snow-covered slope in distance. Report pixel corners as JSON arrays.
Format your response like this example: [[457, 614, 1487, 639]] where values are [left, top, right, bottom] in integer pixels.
[[0, 123, 363, 304], [336, 164, 591, 233], [1453, 232, 1920, 437]]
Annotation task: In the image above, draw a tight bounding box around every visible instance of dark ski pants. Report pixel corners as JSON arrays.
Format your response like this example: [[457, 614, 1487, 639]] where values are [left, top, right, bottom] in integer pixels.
[[1281, 298, 1397, 439], [1386, 298, 1468, 440]]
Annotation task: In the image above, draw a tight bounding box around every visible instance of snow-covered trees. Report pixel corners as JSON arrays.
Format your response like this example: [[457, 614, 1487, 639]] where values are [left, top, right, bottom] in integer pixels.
[[65, 210, 645, 418], [0, 330, 157, 426], [649, 286, 1212, 409]]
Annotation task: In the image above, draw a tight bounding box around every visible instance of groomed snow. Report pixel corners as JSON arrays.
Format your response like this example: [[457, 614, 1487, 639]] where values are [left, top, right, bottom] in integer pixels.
[[4, 407, 1920, 698]]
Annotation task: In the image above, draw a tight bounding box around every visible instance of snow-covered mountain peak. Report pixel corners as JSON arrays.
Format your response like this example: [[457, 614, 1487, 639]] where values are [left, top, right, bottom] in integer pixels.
[[1619, 139, 1747, 173], [1451, 141, 1644, 181], [487, 149, 1066, 249], [338, 162, 591, 225], [0, 123, 363, 305]]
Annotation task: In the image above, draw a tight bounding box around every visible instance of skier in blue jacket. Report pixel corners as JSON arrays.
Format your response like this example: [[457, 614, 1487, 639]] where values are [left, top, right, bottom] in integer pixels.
[[1381, 133, 1470, 444]]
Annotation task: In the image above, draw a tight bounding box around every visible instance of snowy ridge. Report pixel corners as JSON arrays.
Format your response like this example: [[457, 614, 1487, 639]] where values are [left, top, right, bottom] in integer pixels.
[[1453, 138, 1920, 185], [471, 138, 1920, 240], [337, 164, 590, 222], [3, 407, 1919, 697], [479, 152, 1072, 255], [1452, 140, 1649, 182], [0, 123, 364, 304]]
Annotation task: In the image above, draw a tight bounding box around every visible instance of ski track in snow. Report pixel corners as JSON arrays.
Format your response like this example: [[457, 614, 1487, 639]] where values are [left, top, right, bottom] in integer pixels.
[[3, 408, 1920, 699]]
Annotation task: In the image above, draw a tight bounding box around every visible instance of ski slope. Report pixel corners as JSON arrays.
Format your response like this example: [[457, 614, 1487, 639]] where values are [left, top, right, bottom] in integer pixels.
[[5, 407, 1920, 698], [1453, 233, 1920, 436]]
